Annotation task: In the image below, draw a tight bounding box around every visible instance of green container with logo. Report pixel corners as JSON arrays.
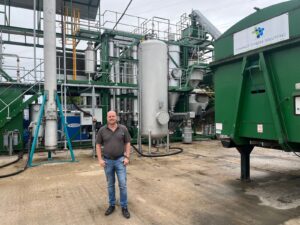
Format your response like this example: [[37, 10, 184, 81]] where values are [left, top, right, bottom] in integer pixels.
[[212, 0, 300, 157], [211, 0, 300, 179]]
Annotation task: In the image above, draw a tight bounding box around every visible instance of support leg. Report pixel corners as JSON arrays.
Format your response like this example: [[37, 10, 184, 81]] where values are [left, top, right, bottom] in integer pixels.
[[237, 146, 254, 181]]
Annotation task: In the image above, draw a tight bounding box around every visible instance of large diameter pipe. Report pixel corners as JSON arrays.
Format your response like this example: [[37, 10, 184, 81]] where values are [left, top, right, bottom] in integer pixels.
[[44, 0, 57, 150], [191, 10, 221, 40]]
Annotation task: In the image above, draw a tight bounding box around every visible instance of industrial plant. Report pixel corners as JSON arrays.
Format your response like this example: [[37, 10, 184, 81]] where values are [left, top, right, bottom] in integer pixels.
[[0, 0, 299, 224]]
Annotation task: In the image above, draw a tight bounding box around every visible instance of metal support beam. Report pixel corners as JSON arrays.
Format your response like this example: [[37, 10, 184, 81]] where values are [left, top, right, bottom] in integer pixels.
[[237, 147, 253, 181]]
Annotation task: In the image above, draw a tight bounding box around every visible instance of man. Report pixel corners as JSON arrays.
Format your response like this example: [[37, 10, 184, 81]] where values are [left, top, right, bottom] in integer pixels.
[[96, 111, 131, 219]]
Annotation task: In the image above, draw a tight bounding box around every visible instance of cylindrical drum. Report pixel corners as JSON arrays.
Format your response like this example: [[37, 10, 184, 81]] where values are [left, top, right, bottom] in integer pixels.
[[30, 104, 44, 138], [183, 126, 193, 144], [13, 130, 19, 146], [85, 42, 96, 74], [139, 40, 169, 138]]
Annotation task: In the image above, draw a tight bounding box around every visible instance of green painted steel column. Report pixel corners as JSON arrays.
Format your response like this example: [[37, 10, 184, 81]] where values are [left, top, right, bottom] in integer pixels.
[[101, 89, 109, 124]]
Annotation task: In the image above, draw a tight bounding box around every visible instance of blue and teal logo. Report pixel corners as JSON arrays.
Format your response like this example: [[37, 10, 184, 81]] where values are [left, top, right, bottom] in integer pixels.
[[253, 27, 265, 38]]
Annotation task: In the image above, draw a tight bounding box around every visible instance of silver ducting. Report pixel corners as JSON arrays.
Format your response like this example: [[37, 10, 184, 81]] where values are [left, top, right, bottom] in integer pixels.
[[191, 10, 221, 40]]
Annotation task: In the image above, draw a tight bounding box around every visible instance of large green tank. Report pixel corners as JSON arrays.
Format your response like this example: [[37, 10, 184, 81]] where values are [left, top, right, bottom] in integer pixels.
[[211, 0, 300, 180]]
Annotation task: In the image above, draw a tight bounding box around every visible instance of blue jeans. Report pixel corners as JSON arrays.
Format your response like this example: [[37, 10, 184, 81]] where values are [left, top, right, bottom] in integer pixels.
[[104, 156, 128, 208]]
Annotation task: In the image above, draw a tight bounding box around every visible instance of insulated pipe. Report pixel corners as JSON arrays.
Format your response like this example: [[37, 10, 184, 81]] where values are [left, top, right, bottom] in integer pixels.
[[43, 0, 57, 150], [132, 45, 138, 124], [115, 42, 121, 113], [191, 10, 221, 40], [109, 40, 115, 110]]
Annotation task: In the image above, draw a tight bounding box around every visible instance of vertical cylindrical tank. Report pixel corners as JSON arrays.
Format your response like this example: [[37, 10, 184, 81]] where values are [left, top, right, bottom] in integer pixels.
[[30, 104, 44, 138], [139, 40, 169, 138], [43, 0, 57, 150], [85, 42, 96, 74], [13, 130, 19, 146]]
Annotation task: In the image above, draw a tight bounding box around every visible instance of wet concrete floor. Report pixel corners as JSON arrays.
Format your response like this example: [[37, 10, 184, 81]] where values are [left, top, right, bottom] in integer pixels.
[[0, 140, 299, 225]]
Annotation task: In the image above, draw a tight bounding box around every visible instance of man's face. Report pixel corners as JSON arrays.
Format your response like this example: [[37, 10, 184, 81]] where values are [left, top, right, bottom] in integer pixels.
[[107, 111, 117, 125]]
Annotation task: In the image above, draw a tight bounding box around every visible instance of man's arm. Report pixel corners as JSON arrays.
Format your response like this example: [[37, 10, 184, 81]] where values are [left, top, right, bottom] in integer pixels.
[[123, 142, 131, 166], [96, 143, 106, 167]]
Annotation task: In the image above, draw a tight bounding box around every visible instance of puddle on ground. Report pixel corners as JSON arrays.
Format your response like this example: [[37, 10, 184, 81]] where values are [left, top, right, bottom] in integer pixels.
[[245, 176, 300, 210]]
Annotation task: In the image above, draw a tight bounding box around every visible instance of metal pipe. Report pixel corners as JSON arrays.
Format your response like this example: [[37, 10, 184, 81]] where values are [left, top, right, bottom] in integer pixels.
[[132, 45, 138, 124], [61, 83, 137, 90], [62, 1, 67, 150], [109, 40, 115, 110], [43, 0, 57, 150], [115, 42, 120, 113], [92, 86, 96, 158], [33, 0, 37, 82], [148, 130, 151, 154]]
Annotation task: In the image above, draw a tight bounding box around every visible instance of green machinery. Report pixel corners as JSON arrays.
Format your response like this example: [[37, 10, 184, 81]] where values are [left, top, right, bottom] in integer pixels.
[[212, 0, 300, 180], [0, 1, 216, 155]]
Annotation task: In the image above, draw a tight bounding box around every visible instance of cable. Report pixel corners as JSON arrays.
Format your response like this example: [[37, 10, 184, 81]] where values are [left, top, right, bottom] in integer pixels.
[[111, 0, 133, 31], [131, 144, 183, 157]]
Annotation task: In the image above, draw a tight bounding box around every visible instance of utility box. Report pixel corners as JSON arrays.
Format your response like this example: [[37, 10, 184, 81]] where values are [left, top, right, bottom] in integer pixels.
[[211, 1, 300, 180]]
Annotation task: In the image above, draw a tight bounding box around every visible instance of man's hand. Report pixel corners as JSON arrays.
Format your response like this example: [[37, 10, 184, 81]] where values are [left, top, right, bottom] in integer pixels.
[[123, 157, 129, 166], [99, 159, 106, 168]]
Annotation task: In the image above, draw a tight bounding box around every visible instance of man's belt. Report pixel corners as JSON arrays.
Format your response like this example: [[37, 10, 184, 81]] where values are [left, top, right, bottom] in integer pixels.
[[104, 155, 123, 160]]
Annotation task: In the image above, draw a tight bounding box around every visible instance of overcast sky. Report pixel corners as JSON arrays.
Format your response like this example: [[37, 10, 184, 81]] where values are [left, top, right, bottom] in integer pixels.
[[102, 0, 289, 32], [0, 0, 289, 77]]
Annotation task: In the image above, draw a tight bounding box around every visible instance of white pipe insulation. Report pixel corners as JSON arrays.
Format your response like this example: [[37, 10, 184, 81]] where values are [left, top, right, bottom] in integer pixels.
[[43, 0, 57, 150]]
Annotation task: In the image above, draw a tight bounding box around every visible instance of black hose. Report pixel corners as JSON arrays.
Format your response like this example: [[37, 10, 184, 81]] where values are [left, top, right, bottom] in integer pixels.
[[0, 152, 29, 178], [293, 151, 300, 157], [0, 151, 23, 168], [66, 86, 93, 117], [131, 144, 183, 157], [0, 165, 28, 178], [0, 135, 32, 179]]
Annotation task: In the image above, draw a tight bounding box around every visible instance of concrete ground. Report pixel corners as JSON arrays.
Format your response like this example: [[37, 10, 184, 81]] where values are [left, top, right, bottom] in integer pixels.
[[0, 140, 299, 225]]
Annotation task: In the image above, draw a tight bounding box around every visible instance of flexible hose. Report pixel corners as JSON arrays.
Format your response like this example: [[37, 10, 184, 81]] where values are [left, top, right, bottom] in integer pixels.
[[67, 86, 93, 117], [0, 136, 32, 179], [0, 151, 23, 168], [131, 144, 183, 157], [0, 152, 29, 178]]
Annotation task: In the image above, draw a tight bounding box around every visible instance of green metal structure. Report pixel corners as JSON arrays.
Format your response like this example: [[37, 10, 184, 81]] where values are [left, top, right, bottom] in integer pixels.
[[0, 1, 216, 156], [212, 0, 300, 180]]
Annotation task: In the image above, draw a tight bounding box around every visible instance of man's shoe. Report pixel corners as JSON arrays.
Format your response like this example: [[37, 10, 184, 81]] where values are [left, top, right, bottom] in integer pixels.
[[105, 206, 115, 216], [122, 207, 130, 219]]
